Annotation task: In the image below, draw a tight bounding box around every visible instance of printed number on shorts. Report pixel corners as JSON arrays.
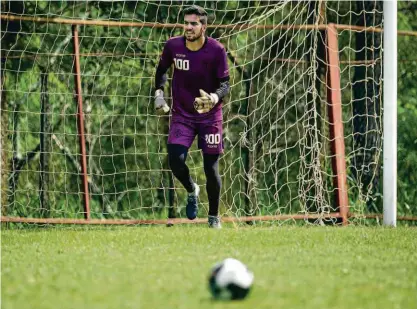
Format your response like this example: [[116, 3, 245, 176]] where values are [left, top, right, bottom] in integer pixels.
[[174, 58, 189, 71], [205, 134, 221, 145]]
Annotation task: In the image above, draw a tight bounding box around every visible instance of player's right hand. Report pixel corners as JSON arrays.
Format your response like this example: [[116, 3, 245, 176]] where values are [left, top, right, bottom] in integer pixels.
[[154, 89, 170, 114]]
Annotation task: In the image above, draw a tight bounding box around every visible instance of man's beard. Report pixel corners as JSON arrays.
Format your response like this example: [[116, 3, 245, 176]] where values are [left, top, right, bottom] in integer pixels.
[[185, 30, 203, 42]]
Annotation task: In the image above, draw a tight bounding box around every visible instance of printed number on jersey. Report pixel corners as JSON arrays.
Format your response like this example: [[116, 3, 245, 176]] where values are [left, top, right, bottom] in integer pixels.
[[205, 134, 221, 145], [174, 58, 189, 71]]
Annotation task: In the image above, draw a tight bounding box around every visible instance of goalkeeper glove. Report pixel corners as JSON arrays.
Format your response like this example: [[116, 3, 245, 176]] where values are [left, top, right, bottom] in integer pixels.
[[194, 89, 219, 114], [154, 89, 170, 114]]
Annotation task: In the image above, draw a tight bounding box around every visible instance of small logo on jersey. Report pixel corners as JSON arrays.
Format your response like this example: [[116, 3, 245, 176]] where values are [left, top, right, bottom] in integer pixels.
[[175, 54, 186, 58], [174, 128, 182, 138]]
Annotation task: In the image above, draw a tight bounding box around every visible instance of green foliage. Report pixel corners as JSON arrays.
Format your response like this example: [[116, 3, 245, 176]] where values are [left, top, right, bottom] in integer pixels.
[[398, 85, 417, 215], [2, 1, 417, 220], [397, 1, 417, 215]]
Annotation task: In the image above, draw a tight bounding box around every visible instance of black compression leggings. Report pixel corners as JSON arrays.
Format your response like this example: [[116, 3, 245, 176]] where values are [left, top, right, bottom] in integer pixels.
[[168, 144, 221, 216]]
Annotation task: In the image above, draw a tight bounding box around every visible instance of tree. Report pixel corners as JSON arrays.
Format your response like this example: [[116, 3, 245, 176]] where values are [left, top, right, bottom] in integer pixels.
[[352, 0, 383, 212]]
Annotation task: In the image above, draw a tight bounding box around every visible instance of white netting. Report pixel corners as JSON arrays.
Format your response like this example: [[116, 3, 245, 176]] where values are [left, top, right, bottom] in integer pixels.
[[0, 1, 391, 224]]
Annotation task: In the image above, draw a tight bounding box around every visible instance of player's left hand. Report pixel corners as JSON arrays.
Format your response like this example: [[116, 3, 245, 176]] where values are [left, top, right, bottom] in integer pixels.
[[194, 89, 219, 114]]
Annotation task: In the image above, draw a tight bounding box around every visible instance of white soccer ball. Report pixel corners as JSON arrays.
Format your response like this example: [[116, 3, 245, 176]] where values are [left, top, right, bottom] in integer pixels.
[[208, 258, 254, 300]]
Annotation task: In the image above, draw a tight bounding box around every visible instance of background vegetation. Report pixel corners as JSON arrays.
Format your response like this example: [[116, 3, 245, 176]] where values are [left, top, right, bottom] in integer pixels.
[[1, 1, 416, 222]]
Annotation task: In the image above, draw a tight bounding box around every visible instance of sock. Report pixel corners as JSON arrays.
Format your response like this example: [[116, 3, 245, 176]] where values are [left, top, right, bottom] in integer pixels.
[[189, 183, 199, 196]]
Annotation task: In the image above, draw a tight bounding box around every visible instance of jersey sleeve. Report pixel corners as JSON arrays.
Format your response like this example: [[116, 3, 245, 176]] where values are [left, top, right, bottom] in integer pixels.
[[159, 40, 173, 70], [155, 41, 173, 91], [216, 46, 229, 79]]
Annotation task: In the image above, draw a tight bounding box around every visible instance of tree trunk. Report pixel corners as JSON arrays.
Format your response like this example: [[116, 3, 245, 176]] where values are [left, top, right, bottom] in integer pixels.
[[159, 85, 175, 220], [303, 1, 327, 218], [244, 83, 258, 217], [353, 1, 383, 212], [1, 67, 8, 215]]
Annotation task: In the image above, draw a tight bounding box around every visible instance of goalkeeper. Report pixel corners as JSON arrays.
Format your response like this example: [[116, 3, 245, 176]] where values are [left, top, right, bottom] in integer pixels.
[[154, 5, 230, 228]]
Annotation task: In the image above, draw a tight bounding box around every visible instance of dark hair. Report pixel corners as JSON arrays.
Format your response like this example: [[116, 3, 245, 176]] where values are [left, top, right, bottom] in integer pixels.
[[182, 5, 208, 25]]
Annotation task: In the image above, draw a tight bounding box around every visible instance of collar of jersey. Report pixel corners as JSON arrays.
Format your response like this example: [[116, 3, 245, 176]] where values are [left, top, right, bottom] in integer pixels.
[[183, 35, 208, 52]]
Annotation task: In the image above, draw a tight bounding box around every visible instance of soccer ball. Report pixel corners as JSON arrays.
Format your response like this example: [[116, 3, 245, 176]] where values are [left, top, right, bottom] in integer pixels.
[[208, 258, 254, 300]]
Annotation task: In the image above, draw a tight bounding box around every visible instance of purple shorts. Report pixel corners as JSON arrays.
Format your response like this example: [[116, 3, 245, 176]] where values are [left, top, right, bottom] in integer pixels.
[[168, 115, 223, 154]]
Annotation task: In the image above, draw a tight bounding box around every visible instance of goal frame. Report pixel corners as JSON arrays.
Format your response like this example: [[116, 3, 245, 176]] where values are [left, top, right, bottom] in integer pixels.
[[0, 11, 405, 226]]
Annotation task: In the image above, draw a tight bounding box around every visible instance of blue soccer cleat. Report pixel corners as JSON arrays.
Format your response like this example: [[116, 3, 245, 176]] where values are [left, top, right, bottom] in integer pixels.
[[186, 183, 200, 220]]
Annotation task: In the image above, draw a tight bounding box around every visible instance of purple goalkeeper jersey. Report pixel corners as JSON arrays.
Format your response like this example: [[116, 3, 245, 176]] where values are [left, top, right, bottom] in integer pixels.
[[158, 36, 229, 121]]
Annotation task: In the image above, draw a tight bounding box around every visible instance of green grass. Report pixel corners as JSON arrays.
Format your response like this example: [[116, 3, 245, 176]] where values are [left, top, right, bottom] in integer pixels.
[[2, 225, 417, 309]]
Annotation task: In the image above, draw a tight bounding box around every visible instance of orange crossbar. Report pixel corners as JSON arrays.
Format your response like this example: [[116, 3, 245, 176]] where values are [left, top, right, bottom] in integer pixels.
[[1, 14, 417, 37]]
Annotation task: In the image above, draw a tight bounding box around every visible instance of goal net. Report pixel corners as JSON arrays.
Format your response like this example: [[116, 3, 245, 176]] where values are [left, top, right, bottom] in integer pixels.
[[0, 1, 390, 225]]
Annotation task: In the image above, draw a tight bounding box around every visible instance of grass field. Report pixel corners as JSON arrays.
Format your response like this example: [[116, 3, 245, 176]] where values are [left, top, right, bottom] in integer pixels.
[[2, 225, 417, 309]]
